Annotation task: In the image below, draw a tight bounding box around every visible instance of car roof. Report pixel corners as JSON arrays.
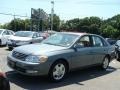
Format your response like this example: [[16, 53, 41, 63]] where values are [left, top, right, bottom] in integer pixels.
[[60, 32, 87, 36], [16, 31, 36, 33]]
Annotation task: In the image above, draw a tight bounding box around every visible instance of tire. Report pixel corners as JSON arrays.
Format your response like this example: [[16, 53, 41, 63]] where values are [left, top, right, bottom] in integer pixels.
[[2, 78, 10, 90], [8, 47, 13, 50], [0, 39, 1, 45], [49, 60, 68, 82], [101, 56, 110, 70], [116, 52, 120, 61], [3, 79, 10, 90]]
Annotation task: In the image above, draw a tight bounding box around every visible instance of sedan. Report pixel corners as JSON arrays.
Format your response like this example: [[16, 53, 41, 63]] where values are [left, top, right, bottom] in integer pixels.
[[0, 69, 10, 90], [0, 29, 14, 46], [7, 31, 43, 49], [7, 32, 115, 82]]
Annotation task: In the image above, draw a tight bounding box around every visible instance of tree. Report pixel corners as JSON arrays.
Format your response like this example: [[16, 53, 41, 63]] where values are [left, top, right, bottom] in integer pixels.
[[100, 24, 119, 38], [49, 14, 60, 31]]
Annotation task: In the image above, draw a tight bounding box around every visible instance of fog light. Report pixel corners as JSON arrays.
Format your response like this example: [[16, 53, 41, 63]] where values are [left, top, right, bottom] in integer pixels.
[[26, 70, 38, 74]]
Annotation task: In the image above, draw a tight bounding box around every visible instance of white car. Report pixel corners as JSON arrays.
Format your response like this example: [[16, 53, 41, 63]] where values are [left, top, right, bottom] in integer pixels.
[[7, 31, 43, 49], [0, 29, 14, 45]]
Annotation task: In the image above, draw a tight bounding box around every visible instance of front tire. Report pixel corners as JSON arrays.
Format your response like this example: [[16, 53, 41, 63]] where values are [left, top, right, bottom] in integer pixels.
[[49, 61, 68, 82], [116, 52, 120, 61], [101, 57, 110, 70]]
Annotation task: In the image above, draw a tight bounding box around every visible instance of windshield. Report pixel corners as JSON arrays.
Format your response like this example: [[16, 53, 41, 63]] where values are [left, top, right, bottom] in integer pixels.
[[15, 31, 33, 37], [0, 30, 3, 34], [42, 33, 79, 47]]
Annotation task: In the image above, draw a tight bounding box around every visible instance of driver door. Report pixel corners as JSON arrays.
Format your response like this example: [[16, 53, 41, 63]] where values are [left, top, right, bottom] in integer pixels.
[[71, 35, 94, 69]]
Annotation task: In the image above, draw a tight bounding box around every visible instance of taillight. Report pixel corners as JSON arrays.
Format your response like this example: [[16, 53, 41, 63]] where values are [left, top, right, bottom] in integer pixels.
[[0, 72, 6, 77]]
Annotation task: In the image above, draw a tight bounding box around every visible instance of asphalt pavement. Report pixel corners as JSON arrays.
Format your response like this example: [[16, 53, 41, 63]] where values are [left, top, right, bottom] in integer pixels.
[[0, 47, 120, 90]]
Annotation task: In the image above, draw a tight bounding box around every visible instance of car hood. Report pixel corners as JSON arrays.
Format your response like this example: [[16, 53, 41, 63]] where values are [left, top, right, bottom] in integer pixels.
[[9, 36, 32, 41], [13, 43, 67, 55]]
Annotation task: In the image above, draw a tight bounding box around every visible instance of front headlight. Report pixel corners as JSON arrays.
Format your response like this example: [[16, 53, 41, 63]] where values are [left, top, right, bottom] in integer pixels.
[[25, 55, 48, 63]]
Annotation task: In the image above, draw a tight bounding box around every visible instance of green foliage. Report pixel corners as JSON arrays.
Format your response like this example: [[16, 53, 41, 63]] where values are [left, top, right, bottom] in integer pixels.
[[1, 14, 120, 38], [100, 24, 119, 38], [60, 15, 120, 38], [49, 14, 60, 31]]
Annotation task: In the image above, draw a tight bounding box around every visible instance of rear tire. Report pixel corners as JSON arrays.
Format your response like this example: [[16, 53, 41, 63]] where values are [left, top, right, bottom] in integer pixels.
[[116, 52, 120, 61], [0, 39, 1, 45], [100, 57, 110, 70], [48, 60, 68, 82], [8, 47, 13, 50]]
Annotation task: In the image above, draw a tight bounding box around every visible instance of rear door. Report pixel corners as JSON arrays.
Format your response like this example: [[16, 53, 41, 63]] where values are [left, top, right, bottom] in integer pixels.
[[90, 35, 108, 64]]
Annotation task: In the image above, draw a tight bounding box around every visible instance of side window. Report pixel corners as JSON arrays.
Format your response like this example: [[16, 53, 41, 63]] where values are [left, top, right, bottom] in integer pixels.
[[76, 36, 91, 47], [92, 36, 103, 47], [32, 33, 37, 38], [9, 31, 14, 35], [2, 31, 8, 35], [36, 33, 40, 37], [7, 31, 12, 35]]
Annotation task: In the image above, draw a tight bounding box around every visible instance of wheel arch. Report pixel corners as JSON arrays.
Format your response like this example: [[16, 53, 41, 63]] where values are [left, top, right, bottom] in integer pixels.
[[105, 54, 111, 62], [50, 58, 70, 72]]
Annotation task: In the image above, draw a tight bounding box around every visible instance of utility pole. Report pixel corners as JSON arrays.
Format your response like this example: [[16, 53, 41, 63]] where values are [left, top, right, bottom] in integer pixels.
[[51, 1, 54, 31]]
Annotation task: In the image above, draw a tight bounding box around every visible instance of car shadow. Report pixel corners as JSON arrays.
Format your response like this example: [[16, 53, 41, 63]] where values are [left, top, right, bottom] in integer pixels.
[[0, 45, 6, 48], [6, 66, 116, 90], [5, 48, 12, 51]]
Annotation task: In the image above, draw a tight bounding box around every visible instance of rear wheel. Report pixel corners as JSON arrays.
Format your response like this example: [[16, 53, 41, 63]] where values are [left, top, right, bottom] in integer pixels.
[[116, 52, 120, 61], [101, 57, 110, 70], [49, 61, 68, 82], [0, 39, 2, 45], [8, 47, 13, 50]]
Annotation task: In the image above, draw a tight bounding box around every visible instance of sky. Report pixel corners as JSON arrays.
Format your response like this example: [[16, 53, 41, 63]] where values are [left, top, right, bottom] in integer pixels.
[[0, 0, 120, 24]]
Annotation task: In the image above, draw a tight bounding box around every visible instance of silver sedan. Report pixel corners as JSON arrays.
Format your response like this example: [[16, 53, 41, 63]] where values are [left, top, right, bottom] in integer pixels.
[[7, 32, 115, 82]]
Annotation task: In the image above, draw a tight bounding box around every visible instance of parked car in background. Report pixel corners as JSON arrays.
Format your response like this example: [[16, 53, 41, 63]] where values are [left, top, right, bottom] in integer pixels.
[[44, 30, 57, 36], [106, 38, 117, 45], [7, 31, 43, 49], [40, 32, 50, 39], [7, 32, 115, 82], [0, 69, 10, 90], [115, 40, 120, 61], [0, 29, 14, 46]]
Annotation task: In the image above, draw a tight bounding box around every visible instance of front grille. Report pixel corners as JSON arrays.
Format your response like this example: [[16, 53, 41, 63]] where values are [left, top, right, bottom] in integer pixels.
[[12, 51, 28, 60]]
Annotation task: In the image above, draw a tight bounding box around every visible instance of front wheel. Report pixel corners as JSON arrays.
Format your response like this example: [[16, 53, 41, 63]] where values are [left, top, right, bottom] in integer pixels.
[[49, 61, 68, 82], [116, 52, 120, 61], [101, 57, 110, 70]]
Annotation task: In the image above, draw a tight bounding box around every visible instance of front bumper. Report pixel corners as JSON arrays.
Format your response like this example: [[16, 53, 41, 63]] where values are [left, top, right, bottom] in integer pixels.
[[7, 55, 50, 76]]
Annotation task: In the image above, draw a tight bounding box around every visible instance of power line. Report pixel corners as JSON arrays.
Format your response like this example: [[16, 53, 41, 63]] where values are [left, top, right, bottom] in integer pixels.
[[0, 12, 30, 18]]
